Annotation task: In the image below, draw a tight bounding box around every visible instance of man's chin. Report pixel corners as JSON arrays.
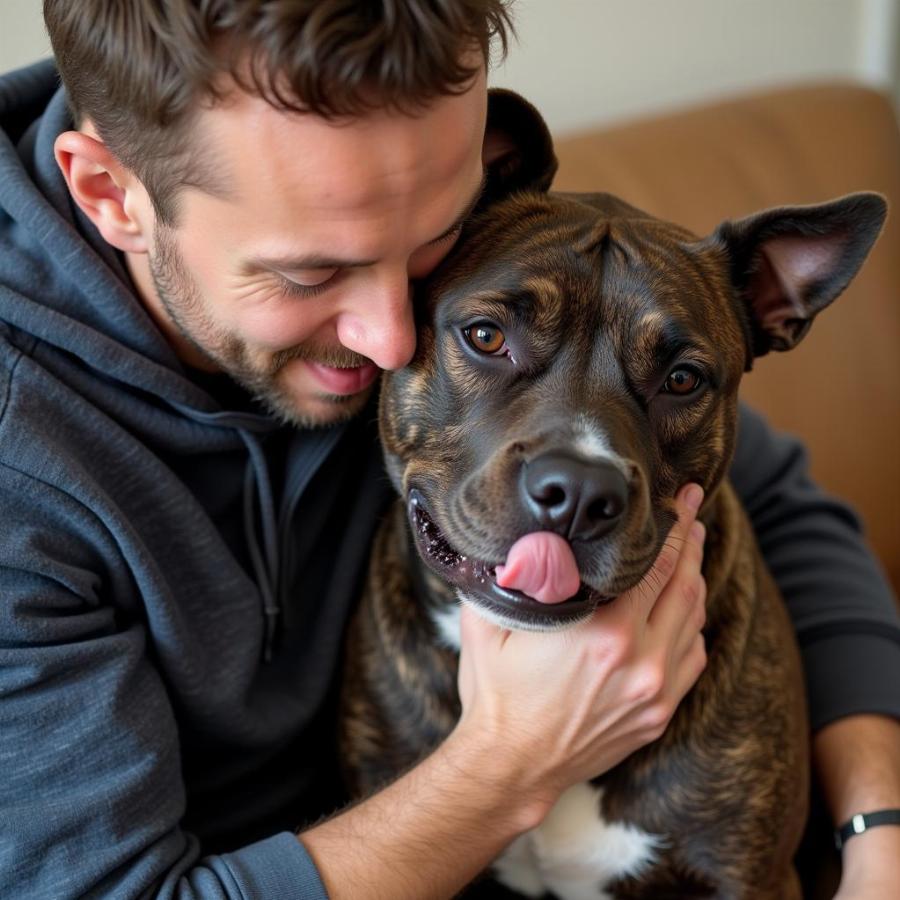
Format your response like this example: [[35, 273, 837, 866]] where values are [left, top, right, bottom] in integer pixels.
[[258, 382, 375, 429]]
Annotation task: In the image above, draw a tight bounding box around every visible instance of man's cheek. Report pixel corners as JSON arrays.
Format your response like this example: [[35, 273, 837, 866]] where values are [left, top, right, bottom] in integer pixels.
[[236, 306, 321, 351]]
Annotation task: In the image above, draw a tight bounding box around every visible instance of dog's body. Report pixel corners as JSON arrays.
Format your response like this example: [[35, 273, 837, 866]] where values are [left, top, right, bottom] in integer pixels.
[[339, 94, 886, 899], [344, 482, 806, 897]]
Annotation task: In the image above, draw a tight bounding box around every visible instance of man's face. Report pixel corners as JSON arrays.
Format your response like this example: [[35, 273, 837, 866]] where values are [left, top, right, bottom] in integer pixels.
[[128, 69, 487, 427]]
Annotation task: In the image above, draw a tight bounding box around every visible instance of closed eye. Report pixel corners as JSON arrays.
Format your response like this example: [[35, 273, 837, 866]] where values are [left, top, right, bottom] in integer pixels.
[[428, 223, 464, 246], [276, 268, 339, 298]]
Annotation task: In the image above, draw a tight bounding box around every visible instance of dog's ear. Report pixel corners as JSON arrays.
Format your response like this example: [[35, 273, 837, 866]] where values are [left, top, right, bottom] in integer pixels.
[[712, 192, 887, 363], [481, 89, 558, 204]]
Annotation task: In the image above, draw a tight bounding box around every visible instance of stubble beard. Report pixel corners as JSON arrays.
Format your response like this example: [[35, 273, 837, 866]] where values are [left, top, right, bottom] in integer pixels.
[[148, 225, 375, 428]]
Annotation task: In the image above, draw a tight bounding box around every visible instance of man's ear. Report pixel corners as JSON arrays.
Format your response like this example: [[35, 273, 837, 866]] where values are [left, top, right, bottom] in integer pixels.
[[54, 129, 150, 253], [711, 192, 887, 362], [481, 89, 558, 205]]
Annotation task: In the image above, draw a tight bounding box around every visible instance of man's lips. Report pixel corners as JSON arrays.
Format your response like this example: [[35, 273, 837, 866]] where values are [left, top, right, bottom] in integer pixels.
[[305, 360, 380, 395], [407, 489, 607, 626]]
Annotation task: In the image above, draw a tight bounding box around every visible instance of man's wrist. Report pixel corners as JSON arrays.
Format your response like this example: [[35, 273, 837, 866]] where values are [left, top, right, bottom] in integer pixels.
[[834, 808, 900, 851], [837, 821, 900, 887], [445, 717, 559, 833], [812, 715, 900, 821], [300, 726, 550, 900]]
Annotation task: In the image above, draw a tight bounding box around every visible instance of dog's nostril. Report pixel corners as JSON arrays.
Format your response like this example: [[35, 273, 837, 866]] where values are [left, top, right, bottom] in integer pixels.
[[588, 496, 624, 521], [534, 484, 567, 508], [522, 452, 628, 541]]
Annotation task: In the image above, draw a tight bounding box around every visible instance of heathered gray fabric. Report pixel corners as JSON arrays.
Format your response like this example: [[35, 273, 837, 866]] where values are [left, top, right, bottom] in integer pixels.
[[0, 59, 396, 899], [1, 58, 898, 899]]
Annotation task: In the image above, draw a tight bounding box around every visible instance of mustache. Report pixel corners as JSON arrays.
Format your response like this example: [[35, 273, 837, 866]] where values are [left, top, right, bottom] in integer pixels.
[[270, 343, 372, 372]]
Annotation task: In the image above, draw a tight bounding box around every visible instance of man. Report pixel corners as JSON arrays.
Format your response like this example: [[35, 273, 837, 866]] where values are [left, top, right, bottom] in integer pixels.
[[0, 2, 897, 898]]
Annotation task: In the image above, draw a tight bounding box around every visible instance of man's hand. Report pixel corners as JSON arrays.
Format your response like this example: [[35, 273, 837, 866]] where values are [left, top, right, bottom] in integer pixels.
[[455, 482, 708, 819], [303, 485, 707, 899]]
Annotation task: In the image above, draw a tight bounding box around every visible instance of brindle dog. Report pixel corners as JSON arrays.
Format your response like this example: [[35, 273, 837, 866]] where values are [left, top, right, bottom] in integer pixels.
[[340, 91, 886, 899]]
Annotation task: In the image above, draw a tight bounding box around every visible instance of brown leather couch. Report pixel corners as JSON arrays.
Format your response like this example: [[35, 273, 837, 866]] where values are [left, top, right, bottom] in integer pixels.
[[553, 84, 900, 597]]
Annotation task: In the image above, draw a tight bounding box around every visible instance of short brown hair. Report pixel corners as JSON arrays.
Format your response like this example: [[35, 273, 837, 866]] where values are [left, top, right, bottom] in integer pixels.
[[44, 0, 514, 224]]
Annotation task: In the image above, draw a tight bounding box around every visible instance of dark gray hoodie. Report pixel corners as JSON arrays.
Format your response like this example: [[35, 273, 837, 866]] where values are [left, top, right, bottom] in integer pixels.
[[1, 60, 898, 899], [0, 59, 395, 899]]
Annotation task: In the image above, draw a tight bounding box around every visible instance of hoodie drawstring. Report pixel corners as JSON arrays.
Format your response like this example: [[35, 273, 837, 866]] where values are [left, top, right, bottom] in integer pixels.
[[170, 402, 349, 662], [239, 429, 281, 661], [170, 402, 284, 661]]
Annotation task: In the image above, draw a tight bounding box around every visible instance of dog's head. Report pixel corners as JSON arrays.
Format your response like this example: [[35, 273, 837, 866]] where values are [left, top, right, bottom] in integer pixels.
[[380, 91, 886, 632]]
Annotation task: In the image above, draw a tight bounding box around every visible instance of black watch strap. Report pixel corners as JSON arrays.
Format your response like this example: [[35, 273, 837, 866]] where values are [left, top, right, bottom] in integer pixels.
[[834, 808, 900, 851]]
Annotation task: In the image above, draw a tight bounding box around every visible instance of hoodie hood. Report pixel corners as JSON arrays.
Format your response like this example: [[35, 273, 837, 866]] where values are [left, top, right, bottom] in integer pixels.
[[0, 60, 347, 659], [0, 59, 234, 417]]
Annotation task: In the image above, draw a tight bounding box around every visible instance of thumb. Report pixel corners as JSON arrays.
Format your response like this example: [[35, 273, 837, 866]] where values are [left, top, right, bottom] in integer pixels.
[[459, 602, 509, 653]]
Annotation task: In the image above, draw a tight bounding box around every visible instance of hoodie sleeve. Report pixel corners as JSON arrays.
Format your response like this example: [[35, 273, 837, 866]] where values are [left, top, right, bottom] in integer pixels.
[[729, 403, 900, 731], [0, 464, 328, 900]]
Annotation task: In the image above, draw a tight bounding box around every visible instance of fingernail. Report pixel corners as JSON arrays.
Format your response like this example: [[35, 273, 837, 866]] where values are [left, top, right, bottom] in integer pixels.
[[684, 484, 704, 511]]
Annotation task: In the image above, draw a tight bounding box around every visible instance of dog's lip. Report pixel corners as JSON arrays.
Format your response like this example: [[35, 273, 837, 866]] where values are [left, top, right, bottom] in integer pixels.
[[407, 489, 608, 623]]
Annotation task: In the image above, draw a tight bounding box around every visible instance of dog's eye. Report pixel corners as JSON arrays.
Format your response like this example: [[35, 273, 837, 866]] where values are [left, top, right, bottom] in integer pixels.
[[465, 323, 507, 355], [664, 367, 702, 395]]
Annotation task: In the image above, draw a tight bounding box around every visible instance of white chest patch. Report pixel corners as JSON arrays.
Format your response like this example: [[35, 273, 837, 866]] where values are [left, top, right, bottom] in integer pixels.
[[493, 783, 661, 900], [427, 606, 662, 896]]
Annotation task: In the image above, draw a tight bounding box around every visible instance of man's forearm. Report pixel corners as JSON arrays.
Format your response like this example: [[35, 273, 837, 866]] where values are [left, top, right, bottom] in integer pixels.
[[300, 724, 545, 900], [813, 714, 900, 889]]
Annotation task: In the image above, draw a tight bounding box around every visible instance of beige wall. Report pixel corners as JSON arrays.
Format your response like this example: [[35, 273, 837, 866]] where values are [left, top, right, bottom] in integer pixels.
[[2, 0, 898, 133], [491, 0, 900, 134], [1, 0, 50, 71]]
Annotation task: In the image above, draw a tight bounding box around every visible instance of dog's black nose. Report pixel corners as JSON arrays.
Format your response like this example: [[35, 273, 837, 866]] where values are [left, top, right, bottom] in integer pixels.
[[522, 452, 628, 541]]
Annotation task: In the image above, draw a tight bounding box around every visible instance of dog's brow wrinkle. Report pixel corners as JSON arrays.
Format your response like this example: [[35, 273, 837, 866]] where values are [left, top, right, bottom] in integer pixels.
[[573, 220, 611, 255]]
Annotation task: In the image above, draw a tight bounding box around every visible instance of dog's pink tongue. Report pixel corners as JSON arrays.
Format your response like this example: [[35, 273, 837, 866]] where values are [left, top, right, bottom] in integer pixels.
[[495, 532, 581, 604]]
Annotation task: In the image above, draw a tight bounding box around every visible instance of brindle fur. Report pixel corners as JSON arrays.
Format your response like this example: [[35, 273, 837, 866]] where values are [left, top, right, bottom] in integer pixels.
[[339, 93, 885, 899]]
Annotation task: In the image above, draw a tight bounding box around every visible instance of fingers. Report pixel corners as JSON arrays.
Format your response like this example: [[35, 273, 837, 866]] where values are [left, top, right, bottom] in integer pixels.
[[670, 630, 709, 706], [646, 509, 707, 633], [624, 483, 703, 620], [457, 604, 508, 713], [645, 492, 709, 706]]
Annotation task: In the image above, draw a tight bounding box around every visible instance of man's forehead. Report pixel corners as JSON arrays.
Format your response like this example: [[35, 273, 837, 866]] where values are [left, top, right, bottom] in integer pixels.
[[188, 67, 488, 208], [172, 83, 487, 271]]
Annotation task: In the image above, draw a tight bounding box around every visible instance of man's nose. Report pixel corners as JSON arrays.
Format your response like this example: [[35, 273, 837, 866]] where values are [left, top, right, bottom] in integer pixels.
[[335, 273, 416, 371]]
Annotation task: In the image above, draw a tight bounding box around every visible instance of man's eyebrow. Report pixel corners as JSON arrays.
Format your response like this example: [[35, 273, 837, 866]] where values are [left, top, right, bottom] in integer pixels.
[[250, 171, 487, 272]]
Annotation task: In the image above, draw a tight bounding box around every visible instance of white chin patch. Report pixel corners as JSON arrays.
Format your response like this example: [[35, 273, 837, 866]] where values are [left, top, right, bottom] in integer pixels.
[[428, 594, 591, 650]]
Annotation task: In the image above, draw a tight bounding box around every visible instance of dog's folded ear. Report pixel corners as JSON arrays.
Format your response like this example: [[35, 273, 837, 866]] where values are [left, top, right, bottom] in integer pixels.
[[710, 192, 887, 363], [481, 89, 558, 205]]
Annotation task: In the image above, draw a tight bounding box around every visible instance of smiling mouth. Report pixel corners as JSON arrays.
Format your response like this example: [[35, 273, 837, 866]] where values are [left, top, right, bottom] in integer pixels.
[[407, 489, 608, 628], [304, 360, 380, 396]]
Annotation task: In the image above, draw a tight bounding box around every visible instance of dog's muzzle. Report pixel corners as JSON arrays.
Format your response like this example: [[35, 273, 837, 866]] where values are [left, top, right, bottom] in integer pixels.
[[407, 489, 608, 628]]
